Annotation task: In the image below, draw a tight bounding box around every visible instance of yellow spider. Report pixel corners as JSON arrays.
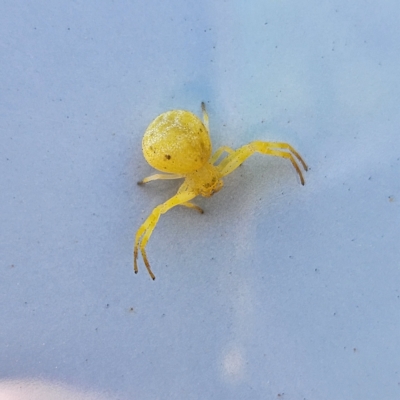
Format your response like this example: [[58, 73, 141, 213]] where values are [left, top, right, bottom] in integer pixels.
[[134, 102, 308, 280]]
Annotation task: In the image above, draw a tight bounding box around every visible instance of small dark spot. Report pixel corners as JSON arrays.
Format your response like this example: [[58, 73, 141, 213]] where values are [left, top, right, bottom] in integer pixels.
[[165, 154, 171, 160]]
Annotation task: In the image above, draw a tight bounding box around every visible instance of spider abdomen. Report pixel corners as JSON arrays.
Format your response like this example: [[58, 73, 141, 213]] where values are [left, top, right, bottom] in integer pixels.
[[142, 110, 212, 174]]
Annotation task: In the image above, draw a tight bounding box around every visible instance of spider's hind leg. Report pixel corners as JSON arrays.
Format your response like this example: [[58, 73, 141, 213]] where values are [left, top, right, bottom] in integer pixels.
[[201, 102, 209, 132], [138, 173, 184, 185]]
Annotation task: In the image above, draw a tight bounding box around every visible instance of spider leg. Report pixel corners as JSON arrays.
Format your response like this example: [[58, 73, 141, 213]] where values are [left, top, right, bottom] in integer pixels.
[[217, 141, 308, 185], [134, 190, 198, 279], [180, 201, 204, 213], [138, 173, 184, 185], [201, 102, 209, 132], [210, 146, 235, 165]]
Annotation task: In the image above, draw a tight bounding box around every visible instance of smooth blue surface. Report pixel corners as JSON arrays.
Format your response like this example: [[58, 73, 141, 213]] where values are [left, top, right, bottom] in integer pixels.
[[1, 1, 400, 399]]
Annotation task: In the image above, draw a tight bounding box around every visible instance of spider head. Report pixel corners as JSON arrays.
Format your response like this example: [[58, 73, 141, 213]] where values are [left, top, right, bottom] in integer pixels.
[[186, 163, 224, 198]]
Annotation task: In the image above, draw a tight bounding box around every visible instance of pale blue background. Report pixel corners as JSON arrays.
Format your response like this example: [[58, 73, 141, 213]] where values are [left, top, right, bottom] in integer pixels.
[[1, 1, 400, 399]]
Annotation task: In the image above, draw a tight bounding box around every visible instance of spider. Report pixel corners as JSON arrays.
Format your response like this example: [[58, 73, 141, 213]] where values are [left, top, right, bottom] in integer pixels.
[[134, 102, 308, 280]]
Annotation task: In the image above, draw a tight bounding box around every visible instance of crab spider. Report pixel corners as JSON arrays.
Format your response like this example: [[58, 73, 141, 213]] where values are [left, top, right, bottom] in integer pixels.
[[134, 102, 308, 279]]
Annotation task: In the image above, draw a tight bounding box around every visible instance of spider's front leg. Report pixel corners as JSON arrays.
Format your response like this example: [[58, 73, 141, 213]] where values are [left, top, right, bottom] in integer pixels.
[[134, 190, 198, 280], [217, 141, 308, 185]]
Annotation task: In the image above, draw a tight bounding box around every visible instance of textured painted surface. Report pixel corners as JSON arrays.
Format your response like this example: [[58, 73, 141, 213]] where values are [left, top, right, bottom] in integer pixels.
[[1, 1, 400, 399]]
